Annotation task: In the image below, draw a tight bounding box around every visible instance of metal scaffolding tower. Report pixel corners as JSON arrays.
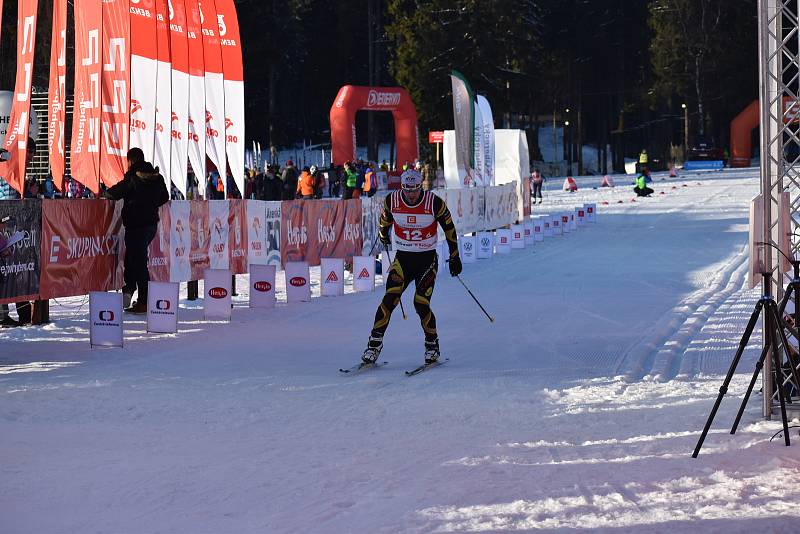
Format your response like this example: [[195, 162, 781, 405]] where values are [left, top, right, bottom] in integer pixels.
[[758, 0, 800, 417]]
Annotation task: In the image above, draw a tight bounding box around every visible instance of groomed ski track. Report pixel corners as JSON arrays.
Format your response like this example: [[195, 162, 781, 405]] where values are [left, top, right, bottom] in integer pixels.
[[2, 167, 799, 533]]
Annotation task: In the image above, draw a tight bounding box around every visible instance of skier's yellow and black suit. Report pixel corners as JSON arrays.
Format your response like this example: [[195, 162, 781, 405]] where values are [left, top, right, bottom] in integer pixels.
[[370, 191, 459, 342]]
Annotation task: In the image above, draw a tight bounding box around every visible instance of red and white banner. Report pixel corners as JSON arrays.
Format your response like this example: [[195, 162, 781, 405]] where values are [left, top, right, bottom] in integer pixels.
[[99, 0, 130, 188], [184, 0, 206, 194], [169, 0, 190, 197], [71, 0, 103, 193], [48, 0, 67, 190], [154, 0, 172, 180], [208, 199, 229, 269], [40, 199, 124, 299], [129, 0, 158, 163], [228, 199, 247, 274], [189, 200, 210, 280], [216, 0, 244, 196], [199, 0, 227, 190], [246, 199, 267, 266], [0, 0, 39, 195], [169, 200, 191, 281], [147, 203, 170, 281]]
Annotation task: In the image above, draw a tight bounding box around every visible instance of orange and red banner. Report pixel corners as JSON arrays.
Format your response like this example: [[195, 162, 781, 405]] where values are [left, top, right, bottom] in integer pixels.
[[1, 0, 39, 195], [200, 0, 226, 185], [71, 0, 103, 194], [281, 199, 363, 266], [40, 200, 124, 299], [184, 0, 206, 193], [48, 0, 67, 190], [216, 0, 244, 196], [168, 0, 190, 197], [129, 0, 158, 163], [99, 0, 131, 188]]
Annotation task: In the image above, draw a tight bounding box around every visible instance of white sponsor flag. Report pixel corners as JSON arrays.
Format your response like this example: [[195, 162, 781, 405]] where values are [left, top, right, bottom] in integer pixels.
[[473, 100, 484, 186], [200, 0, 227, 191], [477, 95, 495, 186], [168, 0, 191, 197], [154, 0, 172, 182], [217, 0, 245, 197], [185, 0, 206, 195], [129, 0, 158, 164]]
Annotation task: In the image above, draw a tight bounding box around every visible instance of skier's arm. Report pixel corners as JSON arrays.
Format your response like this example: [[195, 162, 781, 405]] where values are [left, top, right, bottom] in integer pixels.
[[378, 194, 393, 245], [433, 195, 458, 258]]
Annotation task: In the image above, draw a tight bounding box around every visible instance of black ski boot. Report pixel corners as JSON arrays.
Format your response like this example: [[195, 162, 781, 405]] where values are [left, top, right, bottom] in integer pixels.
[[424, 339, 440, 364], [362, 334, 384, 364]]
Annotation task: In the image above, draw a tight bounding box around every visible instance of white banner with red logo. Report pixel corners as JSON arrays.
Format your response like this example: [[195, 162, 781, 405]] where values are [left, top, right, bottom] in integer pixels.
[[48, 0, 67, 190], [168, 0, 190, 196], [153, 0, 172, 182], [208, 199, 229, 269], [216, 0, 244, 196], [184, 0, 206, 192], [321, 257, 344, 297], [0, 0, 38, 195], [284, 261, 310, 303], [353, 256, 375, 292], [203, 268, 231, 320], [511, 224, 524, 249], [99, 0, 130, 188], [249, 263, 275, 308], [200, 0, 226, 188], [71, 0, 103, 193], [584, 203, 597, 223], [495, 228, 512, 254], [90, 291, 124, 347], [147, 281, 179, 333], [246, 199, 267, 265], [169, 200, 191, 281], [523, 220, 534, 246], [129, 0, 158, 163]]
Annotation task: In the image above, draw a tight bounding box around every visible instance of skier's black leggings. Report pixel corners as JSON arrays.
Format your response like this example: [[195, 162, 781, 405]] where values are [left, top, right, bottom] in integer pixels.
[[371, 249, 438, 342], [532, 182, 542, 199]]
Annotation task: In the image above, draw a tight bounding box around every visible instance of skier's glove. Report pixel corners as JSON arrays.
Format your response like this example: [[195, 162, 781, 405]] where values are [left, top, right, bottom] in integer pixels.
[[448, 255, 462, 277]]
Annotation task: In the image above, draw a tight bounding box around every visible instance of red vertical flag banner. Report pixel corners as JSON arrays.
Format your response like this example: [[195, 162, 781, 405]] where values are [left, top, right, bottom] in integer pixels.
[[1, 0, 39, 195], [99, 0, 130, 188], [185, 0, 206, 195], [153, 0, 172, 181], [199, 0, 226, 191], [48, 0, 67, 190], [129, 0, 158, 163], [71, 0, 103, 194], [216, 0, 244, 197], [169, 0, 190, 197]]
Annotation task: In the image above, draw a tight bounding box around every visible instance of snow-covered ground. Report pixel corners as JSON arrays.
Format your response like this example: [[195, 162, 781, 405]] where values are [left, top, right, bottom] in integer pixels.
[[3, 167, 800, 533]]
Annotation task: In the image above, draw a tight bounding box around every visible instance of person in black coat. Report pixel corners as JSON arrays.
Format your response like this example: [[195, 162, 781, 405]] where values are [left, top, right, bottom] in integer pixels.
[[102, 147, 170, 313]]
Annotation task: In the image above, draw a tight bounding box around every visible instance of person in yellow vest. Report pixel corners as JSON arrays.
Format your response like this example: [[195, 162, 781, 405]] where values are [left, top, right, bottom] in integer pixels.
[[634, 168, 654, 197], [639, 149, 648, 164]]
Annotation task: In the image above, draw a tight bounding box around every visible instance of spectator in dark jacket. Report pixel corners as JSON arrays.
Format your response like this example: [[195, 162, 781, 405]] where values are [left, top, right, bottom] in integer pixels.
[[281, 160, 298, 200], [102, 147, 170, 313]]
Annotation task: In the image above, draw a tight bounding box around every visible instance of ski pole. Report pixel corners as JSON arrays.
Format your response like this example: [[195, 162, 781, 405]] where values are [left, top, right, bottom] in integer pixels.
[[399, 298, 407, 320], [456, 274, 494, 323]]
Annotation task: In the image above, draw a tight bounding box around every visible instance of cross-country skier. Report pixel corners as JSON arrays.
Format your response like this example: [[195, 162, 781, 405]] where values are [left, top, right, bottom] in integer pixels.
[[362, 169, 462, 365]]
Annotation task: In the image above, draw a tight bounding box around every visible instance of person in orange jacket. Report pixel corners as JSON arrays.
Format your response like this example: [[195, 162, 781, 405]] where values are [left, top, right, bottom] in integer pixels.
[[296, 166, 315, 199]]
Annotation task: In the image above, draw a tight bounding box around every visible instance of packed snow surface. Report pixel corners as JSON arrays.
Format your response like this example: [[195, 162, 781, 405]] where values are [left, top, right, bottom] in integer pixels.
[[3, 167, 800, 533]]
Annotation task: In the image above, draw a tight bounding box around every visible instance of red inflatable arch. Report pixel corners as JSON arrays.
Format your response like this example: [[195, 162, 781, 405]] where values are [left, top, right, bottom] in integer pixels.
[[730, 97, 797, 167], [329, 85, 419, 166]]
